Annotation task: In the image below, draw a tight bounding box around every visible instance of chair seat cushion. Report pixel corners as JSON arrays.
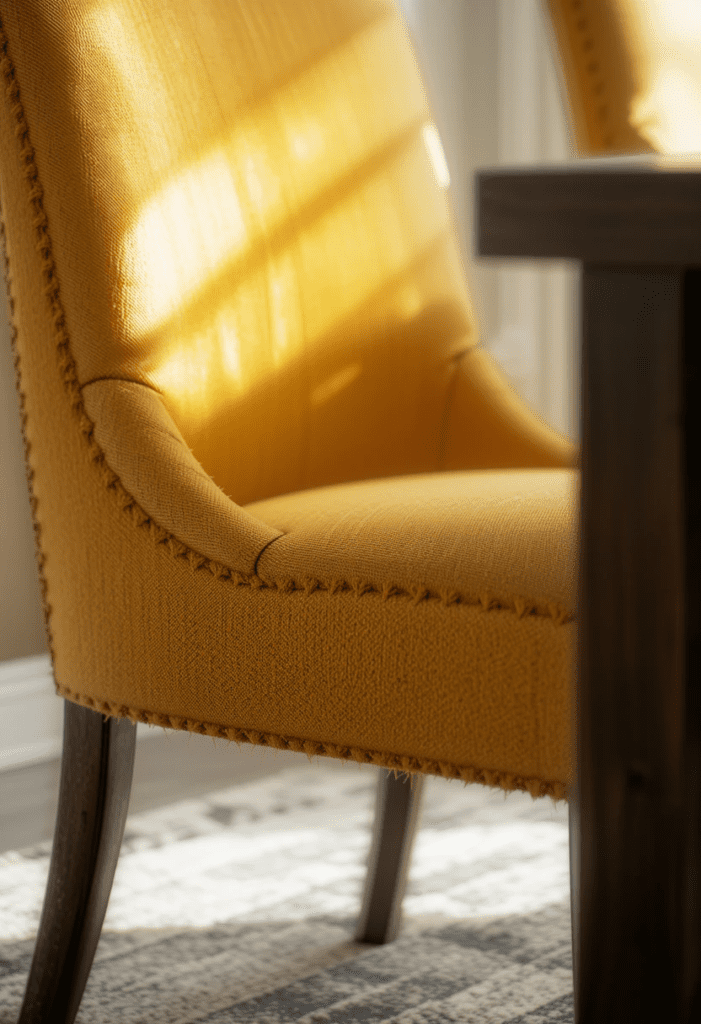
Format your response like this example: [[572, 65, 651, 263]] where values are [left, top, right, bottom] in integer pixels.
[[243, 468, 577, 801], [247, 469, 576, 618]]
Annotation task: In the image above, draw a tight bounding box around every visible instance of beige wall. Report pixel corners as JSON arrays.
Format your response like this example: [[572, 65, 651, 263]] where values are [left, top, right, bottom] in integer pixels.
[[0, 284, 48, 660]]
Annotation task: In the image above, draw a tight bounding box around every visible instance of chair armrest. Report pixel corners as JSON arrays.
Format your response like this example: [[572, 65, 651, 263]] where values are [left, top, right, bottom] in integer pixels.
[[82, 379, 282, 575]]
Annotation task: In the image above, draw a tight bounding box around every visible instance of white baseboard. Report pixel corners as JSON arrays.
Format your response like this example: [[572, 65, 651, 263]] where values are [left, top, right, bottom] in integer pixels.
[[0, 655, 155, 773]]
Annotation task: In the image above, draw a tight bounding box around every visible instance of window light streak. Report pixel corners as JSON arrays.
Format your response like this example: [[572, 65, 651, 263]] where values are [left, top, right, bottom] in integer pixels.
[[270, 280, 290, 358], [423, 123, 450, 188], [269, 256, 301, 361], [297, 161, 444, 345], [630, 64, 701, 154], [395, 284, 422, 320], [115, 11, 428, 339], [645, 0, 701, 43], [241, 144, 283, 219], [310, 363, 362, 407], [82, 6, 171, 141], [90, 0, 446, 418], [155, 308, 242, 396], [156, 343, 211, 398], [219, 320, 241, 379], [121, 150, 246, 332], [626, 0, 701, 156], [289, 120, 326, 163]]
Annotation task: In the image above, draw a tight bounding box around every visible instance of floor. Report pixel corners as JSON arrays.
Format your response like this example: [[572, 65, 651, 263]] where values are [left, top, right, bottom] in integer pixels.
[[0, 729, 315, 854]]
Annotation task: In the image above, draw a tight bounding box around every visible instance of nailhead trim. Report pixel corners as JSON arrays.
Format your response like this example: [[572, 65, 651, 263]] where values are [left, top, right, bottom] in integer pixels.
[[566, 0, 615, 149], [55, 681, 571, 804]]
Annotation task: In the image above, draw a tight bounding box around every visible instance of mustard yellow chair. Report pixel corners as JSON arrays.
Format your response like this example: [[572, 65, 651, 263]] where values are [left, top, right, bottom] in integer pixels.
[[3, 0, 689, 1020]]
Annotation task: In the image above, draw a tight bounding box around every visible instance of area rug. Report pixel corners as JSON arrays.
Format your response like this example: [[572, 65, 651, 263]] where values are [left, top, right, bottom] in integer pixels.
[[0, 757, 573, 1023]]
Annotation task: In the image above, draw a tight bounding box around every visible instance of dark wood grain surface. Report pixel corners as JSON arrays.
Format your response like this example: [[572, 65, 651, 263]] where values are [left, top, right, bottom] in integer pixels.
[[577, 266, 694, 1021], [476, 158, 701, 265]]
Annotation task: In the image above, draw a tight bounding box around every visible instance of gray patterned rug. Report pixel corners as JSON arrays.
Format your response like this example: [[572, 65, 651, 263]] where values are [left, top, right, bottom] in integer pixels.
[[0, 758, 573, 1022]]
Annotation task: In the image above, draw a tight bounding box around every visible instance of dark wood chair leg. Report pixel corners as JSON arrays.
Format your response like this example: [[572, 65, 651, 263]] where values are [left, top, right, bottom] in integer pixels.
[[18, 700, 137, 1024], [355, 768, 424, 944]]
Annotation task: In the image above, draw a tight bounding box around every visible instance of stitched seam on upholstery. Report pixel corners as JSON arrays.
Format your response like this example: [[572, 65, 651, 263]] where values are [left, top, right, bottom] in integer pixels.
[[0, 23, 574, 627], [55, 680, 570, 803], [566, 0, 614, 149], [436, 344, 471, 471], [80, 374, 166, 394], [252, 577, 573, 624], [252, 533, 286, 576]]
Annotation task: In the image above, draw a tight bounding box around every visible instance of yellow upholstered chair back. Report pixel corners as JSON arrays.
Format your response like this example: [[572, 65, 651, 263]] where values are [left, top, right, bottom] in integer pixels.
[[2, 0, 579, 526], [1, 0, 576, 704], [2, 0, 490, 508], [545, 0, 701, 157]]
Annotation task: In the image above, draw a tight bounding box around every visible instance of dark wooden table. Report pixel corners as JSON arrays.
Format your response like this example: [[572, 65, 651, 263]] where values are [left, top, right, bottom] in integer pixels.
[[475, 156, 701, 1024]]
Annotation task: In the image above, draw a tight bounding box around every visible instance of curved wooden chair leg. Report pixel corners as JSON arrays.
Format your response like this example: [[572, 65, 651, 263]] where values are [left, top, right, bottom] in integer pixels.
[[18, 700, 137, 1024], [355, 768, 424, 945]]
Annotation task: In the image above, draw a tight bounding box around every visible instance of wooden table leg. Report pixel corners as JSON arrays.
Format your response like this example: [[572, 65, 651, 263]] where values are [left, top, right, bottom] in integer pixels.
[[573, 265, 701, 1022]]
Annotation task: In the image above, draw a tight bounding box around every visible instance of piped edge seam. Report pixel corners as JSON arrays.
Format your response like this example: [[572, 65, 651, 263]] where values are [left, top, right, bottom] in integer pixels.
[[55, 679, 571, 805]]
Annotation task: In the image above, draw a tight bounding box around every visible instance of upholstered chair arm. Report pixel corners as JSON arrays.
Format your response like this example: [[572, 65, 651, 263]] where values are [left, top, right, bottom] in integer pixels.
[[1, 0, 575, 799], [81, 379, 281, 575], [440, 346, 577, 471]]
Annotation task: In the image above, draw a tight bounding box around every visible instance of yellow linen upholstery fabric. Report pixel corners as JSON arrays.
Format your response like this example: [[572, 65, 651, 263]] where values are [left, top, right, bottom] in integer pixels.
[[247, 471, 576, 621], [544, 0, 701, 156], [1, 0, 577, 801]]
